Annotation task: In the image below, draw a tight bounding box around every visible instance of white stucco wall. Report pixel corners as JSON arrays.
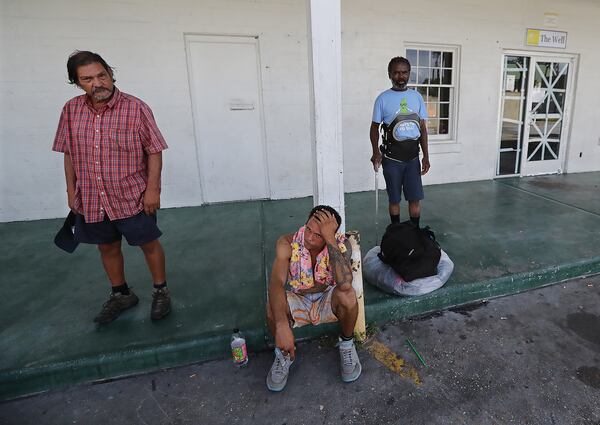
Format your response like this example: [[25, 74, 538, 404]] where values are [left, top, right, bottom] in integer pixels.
[[341, 0, 600, 192], [0, 0, 313, 222], [1, 0, 599, 222]]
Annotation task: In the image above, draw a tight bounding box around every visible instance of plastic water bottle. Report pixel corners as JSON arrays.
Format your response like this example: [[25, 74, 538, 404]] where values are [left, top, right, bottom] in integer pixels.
[[231, 329, 248, 367]]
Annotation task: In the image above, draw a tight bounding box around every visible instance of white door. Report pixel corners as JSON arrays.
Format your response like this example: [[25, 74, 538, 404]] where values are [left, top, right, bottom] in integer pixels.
[[520, 57, 572, 176], [496, 55, 529, 176], [185, 35, 269, 203]]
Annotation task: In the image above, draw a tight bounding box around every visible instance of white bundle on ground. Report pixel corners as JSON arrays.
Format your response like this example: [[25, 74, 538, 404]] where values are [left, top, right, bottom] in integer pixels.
[[363, 246, 454, 296]]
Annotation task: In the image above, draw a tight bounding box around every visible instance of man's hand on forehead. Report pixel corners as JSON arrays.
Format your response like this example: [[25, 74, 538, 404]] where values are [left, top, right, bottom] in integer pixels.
[[312, 209, 338, 242]]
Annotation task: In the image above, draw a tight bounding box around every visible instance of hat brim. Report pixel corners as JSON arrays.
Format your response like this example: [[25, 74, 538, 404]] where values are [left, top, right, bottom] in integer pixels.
[[54, 211, 79, 253]]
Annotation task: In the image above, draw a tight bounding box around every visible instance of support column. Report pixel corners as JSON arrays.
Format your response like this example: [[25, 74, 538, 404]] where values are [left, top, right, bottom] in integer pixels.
[[307, 1, 365, 340], [307, 0, 345, 231]]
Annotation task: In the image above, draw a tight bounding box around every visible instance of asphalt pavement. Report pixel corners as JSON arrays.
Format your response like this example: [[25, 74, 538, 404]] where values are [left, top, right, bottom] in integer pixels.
[[1, 275, 599, 425]]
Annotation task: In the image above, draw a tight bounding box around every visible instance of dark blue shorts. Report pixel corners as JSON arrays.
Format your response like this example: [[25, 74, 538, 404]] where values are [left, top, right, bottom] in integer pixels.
[[74, 212, 162, 246], [382, 156, 424, 203]]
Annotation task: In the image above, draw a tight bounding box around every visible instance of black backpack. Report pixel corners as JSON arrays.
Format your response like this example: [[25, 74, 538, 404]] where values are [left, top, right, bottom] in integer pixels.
[[378, 221, 441, 281]]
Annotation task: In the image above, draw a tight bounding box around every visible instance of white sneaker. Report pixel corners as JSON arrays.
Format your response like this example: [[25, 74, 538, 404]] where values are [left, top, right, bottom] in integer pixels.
[[339, 338, 362, 382], [266, 348, 293, 392]]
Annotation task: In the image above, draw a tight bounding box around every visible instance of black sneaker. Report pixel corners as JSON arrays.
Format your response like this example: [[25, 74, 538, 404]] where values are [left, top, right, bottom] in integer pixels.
[[151, 287, 171, 320], [94, 290, 139, 324]]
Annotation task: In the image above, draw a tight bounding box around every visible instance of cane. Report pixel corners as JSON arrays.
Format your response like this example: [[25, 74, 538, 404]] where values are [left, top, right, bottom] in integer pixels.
[[374, 168, 379, 244]]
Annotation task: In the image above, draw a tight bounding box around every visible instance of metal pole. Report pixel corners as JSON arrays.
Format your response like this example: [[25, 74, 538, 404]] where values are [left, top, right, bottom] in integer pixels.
[[374, 170, 379, 243]]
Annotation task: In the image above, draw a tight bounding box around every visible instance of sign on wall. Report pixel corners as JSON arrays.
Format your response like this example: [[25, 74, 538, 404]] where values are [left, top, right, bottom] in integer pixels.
[[526, 29, 567, 49]]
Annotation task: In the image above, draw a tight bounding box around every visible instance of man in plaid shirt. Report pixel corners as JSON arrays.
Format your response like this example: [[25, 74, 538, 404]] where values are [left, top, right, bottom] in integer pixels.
[[53, 51, 171, 324]]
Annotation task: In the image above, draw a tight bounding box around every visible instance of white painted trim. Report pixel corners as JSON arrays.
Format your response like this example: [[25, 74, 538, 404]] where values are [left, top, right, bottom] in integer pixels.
[[495, 54, 529, 177], [503, 48, 578, 59], [183, 33, 260, 42], [560, 54, 580, 174], [183, 34, 207, 204], [494, 53, 506, 177], [254, 37, 273, 199], [429, 141, 462, 154], [494, 173, 519, 179]]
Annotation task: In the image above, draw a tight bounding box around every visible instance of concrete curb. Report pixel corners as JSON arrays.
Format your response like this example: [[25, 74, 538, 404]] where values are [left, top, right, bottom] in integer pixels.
[[365, 256, 600, 323], [2, 257, 600, 401]]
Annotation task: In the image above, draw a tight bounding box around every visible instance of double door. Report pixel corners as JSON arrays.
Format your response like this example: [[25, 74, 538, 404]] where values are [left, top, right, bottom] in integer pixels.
[[497, 54, 575, 176]]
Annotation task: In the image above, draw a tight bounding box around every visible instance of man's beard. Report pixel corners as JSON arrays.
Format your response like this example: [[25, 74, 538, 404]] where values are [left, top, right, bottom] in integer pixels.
[[92, 87, 113, 101], [391, 80, 407, 90]]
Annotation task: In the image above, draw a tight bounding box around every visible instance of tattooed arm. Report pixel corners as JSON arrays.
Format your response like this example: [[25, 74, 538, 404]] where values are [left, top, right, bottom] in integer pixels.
[[326, 239, 354, 289], [312, 209, 354, 290]]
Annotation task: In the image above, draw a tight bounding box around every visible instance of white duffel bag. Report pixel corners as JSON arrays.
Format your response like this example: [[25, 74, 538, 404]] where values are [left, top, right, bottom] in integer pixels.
[[363, 246, 454, 296]]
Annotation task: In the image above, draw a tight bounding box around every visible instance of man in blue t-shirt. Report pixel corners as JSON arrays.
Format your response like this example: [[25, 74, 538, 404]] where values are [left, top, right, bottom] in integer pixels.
[[370, 56, 430, 226]]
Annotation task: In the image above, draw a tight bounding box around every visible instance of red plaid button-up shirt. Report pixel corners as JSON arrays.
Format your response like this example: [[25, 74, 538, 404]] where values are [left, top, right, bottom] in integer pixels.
[[52, 88, 168, 223]]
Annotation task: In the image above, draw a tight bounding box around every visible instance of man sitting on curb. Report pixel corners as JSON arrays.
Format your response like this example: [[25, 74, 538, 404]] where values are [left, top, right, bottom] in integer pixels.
[[266, 205, 362, 391]]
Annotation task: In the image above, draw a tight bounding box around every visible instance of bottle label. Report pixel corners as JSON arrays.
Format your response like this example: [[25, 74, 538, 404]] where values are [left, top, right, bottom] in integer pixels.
[[232, 344, 247, 364]]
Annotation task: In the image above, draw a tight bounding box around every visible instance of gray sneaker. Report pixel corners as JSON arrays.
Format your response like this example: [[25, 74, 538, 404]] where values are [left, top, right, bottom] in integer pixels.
[[94, 290, 139, 324], [266, 348, 293, 392], [339, 338, 362, 382]]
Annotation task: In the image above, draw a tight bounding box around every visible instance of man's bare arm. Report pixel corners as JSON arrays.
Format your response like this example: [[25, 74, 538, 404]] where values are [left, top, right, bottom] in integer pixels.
[[146, 152, 162, 191], [312, 209, 354, 291], [144, 152, 162, 215], [268, 236, 292, 326], [268, 235, 297, 358], [370, 122, 382, 171], [64, 153, 76, 210], [326, 239, 353, 290], [419, 119, 430, 175]]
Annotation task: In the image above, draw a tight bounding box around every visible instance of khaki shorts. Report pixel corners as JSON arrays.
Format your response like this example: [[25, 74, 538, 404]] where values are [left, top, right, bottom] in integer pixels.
[[286, 286, 338, 328]]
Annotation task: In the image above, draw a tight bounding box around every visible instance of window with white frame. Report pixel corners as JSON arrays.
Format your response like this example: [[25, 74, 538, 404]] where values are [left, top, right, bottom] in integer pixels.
[[406, 45, 459, 140]]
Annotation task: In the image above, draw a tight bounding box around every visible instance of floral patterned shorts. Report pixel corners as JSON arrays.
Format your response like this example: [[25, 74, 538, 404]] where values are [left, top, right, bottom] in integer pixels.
[[286, 286, 338, 327]]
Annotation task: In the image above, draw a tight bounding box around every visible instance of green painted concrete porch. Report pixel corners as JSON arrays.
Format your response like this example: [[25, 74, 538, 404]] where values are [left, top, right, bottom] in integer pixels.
[[1, 172, 599, 400]]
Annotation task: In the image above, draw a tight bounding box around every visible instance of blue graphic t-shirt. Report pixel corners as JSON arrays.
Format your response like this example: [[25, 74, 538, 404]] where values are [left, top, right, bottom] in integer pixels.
[[372, 89, 428, 140]]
